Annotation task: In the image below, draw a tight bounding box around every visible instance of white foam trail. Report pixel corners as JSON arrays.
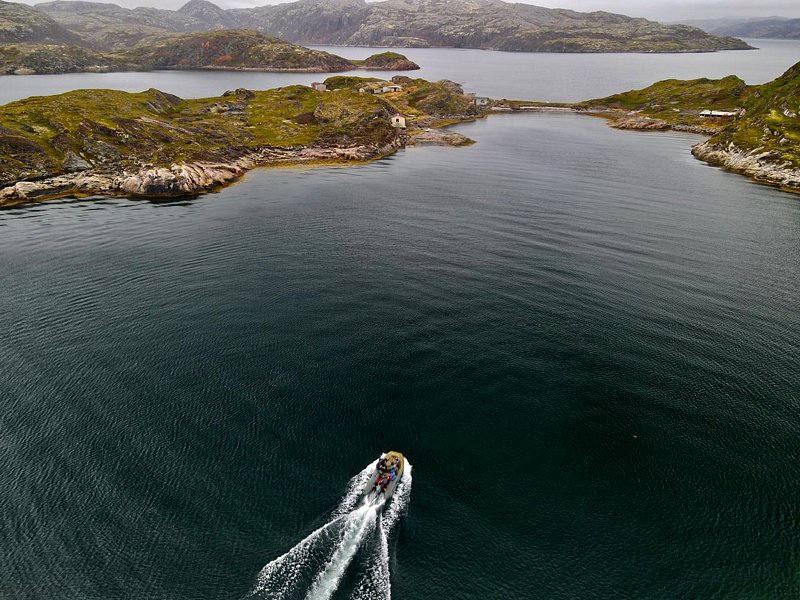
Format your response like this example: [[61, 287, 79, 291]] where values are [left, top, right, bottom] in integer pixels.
[[331, 463, 375, 518], [305, 504, 378, 600], [383, 462, 412, 534], [352, 462, 413, 600], [246, 514, 346, 598], [245, 460, 411, 600]]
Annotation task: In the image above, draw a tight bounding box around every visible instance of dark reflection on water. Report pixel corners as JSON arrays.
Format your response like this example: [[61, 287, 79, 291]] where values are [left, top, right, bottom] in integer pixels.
[[1, 114, 799, 599]]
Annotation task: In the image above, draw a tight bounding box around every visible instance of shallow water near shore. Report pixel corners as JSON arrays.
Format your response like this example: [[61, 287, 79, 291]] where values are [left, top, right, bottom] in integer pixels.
[[1, 112, 799, 598]]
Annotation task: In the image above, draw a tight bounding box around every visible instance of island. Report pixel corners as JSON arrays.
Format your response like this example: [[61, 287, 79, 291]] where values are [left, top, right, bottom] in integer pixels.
[[27, 0, 752, 54], [0, 29, 420, 76], [4, 60, 800, 206], [0, 76, 482, 206]]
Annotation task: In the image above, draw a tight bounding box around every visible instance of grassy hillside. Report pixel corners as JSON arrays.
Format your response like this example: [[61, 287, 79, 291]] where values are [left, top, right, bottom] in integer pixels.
[[580, 75, 750, 128], [0, 75, 485, 189], [704, 62, 800, 168], [0, 85, 395, 184]]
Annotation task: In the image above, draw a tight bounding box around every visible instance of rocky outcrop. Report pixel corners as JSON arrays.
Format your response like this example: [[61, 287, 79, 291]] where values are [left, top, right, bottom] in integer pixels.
[[407, 128, 474, 146], [360, 52, 419, 71], [691, 141, 800, 193], [0, 140, 403, 206], [609, 114, 718, 135]]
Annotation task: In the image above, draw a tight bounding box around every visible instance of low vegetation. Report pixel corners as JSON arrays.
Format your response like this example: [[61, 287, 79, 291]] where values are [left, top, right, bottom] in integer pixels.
[[0, 85, 395, 184], [324, 76, 484, 120], [0, 76, 486, 189], [705, 62, 800, 169], [0, 29, 421, 76], [577, 75, 750, 130]]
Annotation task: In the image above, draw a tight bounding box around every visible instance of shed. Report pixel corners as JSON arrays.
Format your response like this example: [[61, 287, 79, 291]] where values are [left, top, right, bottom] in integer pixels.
[[382, 84, 402, 93], [311, 82, 327, 92], [700, 109, 737, 117], [473, 96, 491, 106], [391, 114, 407, 129]]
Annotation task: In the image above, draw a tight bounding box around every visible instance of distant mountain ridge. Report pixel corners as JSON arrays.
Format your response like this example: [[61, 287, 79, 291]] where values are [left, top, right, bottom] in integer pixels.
[[0, 0, 84, 44], [30, 0, 753, 52], [708, 18, 800, 40], [0, 28, 420, 74]]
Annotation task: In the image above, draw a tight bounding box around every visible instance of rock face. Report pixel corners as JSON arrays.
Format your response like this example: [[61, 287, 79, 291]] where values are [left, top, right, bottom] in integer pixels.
[[0, 0, 86, 45], [33, 0, 753, 53], [117, 30, 357, 72]]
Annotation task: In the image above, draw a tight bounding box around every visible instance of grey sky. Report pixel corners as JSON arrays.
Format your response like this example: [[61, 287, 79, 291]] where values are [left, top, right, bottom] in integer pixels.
[[19, 0, 800, 21]]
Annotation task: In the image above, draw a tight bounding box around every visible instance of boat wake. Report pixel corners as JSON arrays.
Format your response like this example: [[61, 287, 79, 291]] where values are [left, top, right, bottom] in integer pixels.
[[244, 460, 413, 600]]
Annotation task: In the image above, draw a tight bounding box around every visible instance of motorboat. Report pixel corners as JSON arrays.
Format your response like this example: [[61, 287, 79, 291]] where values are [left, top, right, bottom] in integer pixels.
[[364, 451, 404, 503]]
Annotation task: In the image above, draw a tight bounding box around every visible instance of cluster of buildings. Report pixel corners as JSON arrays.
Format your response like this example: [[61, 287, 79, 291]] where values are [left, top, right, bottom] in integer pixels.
[[307, 80, 492, 131]]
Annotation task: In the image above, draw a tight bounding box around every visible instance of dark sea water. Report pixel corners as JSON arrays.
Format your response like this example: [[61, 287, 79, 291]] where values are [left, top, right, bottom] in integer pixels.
[[2, 112, 799, 598]]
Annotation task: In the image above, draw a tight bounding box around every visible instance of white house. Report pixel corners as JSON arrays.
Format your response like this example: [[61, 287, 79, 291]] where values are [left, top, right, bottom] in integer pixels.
[[311, 82, 327, 92], [700, 109, 737, 117], [473, 96, 491, 106], [382, 84, 402, 93], [391, 114, 407, 128]]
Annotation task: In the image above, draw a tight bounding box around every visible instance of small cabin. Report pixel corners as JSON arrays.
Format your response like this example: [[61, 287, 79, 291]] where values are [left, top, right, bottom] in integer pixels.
[[310, 82, 327, 92], [473, 96, 491, 106], [700, 109, 737, 118], [382, 84, 402, 93], [391, 114, 407, 129]]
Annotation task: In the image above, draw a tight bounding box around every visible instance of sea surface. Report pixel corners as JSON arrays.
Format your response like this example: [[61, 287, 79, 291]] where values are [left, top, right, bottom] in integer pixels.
[[2, 46, 800, 600]]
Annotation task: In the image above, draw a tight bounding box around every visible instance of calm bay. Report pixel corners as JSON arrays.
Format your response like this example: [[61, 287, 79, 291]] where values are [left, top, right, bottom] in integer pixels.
[[1, 42, 799, 599]]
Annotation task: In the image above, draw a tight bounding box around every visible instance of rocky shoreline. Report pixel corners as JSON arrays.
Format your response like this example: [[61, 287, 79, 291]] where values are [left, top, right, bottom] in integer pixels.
[[604, 113, 718, 135], [0, 141, 402, 207], [691, 141, 800, 193]]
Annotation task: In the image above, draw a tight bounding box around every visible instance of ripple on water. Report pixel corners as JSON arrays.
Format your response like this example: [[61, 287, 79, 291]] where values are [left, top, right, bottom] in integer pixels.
[[0, 113, 799, 599]]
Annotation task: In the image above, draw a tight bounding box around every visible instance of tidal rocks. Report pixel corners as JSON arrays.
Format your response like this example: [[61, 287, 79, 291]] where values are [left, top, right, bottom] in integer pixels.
[[407, 129, 474, 147], [692, 141, 800, 193]]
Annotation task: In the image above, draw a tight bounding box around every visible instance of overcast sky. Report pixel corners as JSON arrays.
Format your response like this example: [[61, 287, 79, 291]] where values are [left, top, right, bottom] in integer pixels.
[[19, 0, 800, 21]]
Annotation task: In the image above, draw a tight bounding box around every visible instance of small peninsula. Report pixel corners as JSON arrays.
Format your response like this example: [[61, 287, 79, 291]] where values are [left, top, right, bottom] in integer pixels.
[[0, 29, 420, 75], [0, 76, 483, 206], [566, 62, 800, 193]]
